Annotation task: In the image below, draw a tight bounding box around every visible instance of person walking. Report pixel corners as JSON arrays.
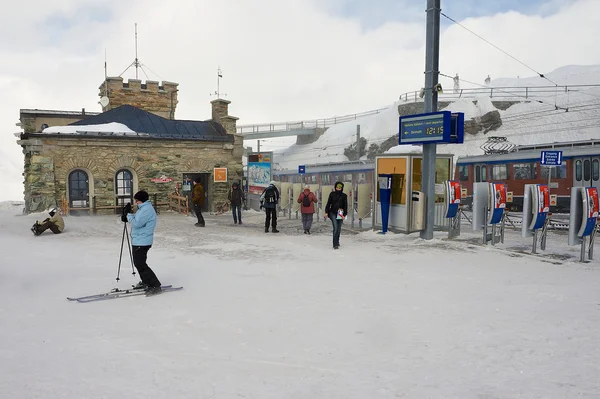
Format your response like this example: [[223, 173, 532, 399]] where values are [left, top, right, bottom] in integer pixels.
[[260, 181, 280, 233], [123, 190, 162, 295], [297, 185, 317, 234], [228, 181, 245, 225], [324, 181, 348, 249], [192, 177, 205, 227]]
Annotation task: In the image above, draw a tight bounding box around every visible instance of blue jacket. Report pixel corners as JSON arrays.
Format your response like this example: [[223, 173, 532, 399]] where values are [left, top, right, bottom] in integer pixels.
[[127, 201, 156, 246]]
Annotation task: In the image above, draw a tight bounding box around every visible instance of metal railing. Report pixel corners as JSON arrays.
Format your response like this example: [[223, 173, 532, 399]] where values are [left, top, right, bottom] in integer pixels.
[[236, 84, 600, 135]]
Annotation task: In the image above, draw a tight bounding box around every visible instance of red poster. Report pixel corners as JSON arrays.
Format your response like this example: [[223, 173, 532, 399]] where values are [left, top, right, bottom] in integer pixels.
[[493, 183, 506, 209], [586, 187, 599, 218], [538, 185, 550, 213]]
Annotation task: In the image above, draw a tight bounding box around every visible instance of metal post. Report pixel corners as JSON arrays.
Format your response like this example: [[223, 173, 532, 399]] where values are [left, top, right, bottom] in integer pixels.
[[420, 0, 441, 240], [257, 140, 261, 153], [580, 237, 586, 262], [588, 227, 596, 260], [532, 230, 538, 254]]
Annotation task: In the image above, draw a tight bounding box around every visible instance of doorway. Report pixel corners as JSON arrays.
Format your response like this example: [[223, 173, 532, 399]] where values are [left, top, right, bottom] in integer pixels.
[[68, 169, 90, 216], [182, 173, 210, 212]]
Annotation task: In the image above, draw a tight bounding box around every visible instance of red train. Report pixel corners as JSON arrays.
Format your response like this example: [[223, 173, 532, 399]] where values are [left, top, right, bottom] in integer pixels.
[[455, 139, 600, 213]]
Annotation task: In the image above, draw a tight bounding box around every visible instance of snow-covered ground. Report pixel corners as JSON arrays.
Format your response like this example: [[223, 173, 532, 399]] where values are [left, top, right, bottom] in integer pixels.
[[1, 203, 599, 398]]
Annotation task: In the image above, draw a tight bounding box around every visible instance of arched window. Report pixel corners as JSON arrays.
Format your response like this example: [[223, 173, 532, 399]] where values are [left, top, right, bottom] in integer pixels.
[[69, 170, 89, 214], [115, 169, 134, 211]]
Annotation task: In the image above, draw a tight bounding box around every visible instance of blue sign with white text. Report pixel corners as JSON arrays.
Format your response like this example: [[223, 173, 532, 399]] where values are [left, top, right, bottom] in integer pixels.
[[540, 151, 563, 166], [399, 111, 464, 145], [298, 165, 305, 174]]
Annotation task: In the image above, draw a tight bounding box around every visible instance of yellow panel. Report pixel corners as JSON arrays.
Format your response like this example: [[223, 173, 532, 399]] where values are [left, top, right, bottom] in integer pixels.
[[292, 183, 303, 212], [357, 184, 372, 219], [280, 182, 292, 209], [321, 185, 333, 215], [377, 157, 408, 205]]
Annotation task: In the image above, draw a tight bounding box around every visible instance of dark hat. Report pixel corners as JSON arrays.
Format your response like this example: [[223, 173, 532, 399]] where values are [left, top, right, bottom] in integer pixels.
[[133, 190, 149, 202], [194, 177, 202, 184]]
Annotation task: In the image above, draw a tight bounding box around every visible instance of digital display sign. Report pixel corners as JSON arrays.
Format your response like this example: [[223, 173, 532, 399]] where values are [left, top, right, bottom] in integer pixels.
[[398, 111, 465, 145]]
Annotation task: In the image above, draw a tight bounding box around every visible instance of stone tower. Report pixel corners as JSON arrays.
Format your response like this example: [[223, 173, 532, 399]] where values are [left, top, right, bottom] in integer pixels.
[[99, 77, 179, 119], [210, 98, 239, 135]]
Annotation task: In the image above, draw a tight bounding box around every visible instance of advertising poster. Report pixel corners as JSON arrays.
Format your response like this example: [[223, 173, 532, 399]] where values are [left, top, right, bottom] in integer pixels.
[[213, 168, 228, 183], [530, 184, 549, 231], [493, 183, 506, 209], [445, 180, 461, 218], [586, 187, 599, 218], [247, 162, 271, 194], [488, 182, 507, 225], [579, 187, 599, 237], [538, 184, 550, 213]]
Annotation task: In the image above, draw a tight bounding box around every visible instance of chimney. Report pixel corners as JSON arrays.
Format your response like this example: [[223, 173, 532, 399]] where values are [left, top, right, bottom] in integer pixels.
[[210, 98, 239, 135]]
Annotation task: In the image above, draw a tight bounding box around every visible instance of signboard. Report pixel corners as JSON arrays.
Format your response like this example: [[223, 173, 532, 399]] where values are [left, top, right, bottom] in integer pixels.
[[247, 152, 273, 195], [213, 167, 228, 183], [529, 184, 550, 230], [150, 175, 173, 183], [540, 151, 563, 166], [298, 165, 305, 174], [398, 111, 464, 145]]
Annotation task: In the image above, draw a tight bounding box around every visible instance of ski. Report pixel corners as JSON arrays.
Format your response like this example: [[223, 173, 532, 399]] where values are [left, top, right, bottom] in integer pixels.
[[67, 285, 173, 302], [72, 286, 183, 303]]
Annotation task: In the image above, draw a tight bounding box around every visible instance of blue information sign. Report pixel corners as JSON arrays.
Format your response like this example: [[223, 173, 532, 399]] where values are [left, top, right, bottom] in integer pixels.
[[398, 111, 464, 145], [540, 151, 563, 166], [298, 165, 305, 174]]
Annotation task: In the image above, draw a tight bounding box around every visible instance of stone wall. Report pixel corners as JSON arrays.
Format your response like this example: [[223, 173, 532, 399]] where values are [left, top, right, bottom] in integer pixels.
[[21, 135, 243, 214], [99, 77, 179, 119]]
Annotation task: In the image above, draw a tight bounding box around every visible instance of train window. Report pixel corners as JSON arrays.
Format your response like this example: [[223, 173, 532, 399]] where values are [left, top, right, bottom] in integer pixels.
[[474, 165, 487, 182], [321, 174, 330, 185], [584, 160, 591, 181], [541, 164, 567, 179], [357, 173, 367, 184], [491, 165, 508, 180], [575, 160, 582, 182], [513, 163, 537, 180], [344, 174, 353, 182], [594, 160, 600, 181], [458, 165, 469, 181]]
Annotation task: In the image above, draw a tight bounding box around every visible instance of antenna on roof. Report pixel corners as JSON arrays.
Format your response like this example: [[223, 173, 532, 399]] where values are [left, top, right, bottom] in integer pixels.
[[99, 48, 110, 109], [118, 23, 156, 80], [210, 66, 227, 99]]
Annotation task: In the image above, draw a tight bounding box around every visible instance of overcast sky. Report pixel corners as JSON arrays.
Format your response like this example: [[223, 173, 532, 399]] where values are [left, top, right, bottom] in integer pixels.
[[1, 0, 599, 200]]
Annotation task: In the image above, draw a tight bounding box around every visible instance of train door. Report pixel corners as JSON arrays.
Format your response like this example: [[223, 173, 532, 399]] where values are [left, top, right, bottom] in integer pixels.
[[573, 157, 600, 188], [474, 164, 487, 183]]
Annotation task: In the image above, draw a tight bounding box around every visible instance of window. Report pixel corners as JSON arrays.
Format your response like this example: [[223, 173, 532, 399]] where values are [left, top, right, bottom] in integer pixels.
[[513, 163, 537, 180], [115, 169, 133, 210], [458, 165, 469, 181], [344, 174, 353, 182], [490, 164, 508, 180], [575, 160, 582, 182], [594, 159, 599, 181], [584, 160, 591, 182], [321, 174, 330, 185], [541, 163, 567, 179]]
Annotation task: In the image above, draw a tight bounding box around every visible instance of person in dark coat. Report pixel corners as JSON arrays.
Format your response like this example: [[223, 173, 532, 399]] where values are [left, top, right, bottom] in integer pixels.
[[297, 185, 317, 234], [192, 178, 205, 227], [228, 181, 246, 224], [260, 181, 280, 233], [31, 208, 65, 235], [324, 181, 348, 249]]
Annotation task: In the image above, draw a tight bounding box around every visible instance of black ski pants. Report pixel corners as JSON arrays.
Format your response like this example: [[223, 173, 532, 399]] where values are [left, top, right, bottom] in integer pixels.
[[264, 207, 277, 230], [132, 245, 161, 288]]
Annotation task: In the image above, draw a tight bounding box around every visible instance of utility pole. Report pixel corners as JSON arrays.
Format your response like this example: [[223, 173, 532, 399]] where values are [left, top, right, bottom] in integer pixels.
[[356, 125, 361, 156], [420, 0, 441, 240]]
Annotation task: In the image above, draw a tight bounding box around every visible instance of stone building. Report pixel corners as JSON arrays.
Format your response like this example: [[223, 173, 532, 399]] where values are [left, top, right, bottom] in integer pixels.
[[17, 78, 243, 215]]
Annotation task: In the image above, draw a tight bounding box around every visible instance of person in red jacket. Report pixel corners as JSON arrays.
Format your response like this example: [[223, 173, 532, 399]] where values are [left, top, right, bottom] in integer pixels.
[[297, 185, 318, 234]]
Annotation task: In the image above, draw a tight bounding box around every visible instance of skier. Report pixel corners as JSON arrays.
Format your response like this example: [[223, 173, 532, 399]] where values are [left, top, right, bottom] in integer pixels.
[[260, 181, 280, 233], [31, 207, 65, 236], [324, 181, 348, 249], [123, 190, 162, 295], [297, 185, 317, 234]]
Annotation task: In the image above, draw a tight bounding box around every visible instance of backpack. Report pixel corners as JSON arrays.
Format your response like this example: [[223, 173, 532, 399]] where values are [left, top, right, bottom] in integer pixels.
[[264, 187, 277, 203], [302, 193, 311, 207]]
